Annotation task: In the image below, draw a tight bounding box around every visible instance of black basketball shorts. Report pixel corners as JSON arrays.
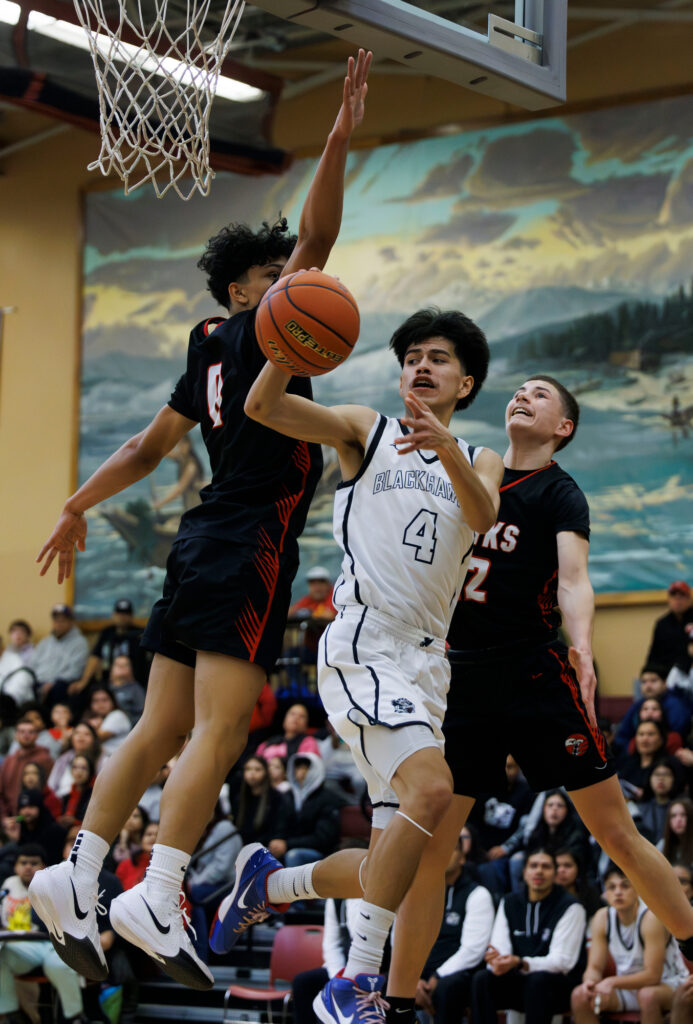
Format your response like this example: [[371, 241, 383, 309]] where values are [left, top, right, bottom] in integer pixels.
[[141, 535, 296, 673], [444, 640, 616, 798]]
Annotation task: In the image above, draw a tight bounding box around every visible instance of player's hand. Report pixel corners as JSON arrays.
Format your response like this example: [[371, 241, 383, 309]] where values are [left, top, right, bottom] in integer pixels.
[[36, 508, 87, 584], [490, 954, 518, 976], [484, 945, 501, 964], [415, 978, 436, 1014], [568, 645, 599, 733], [395, 393, 455, 454], [334, 48, 372, 137], [594, 976, 616, 996]]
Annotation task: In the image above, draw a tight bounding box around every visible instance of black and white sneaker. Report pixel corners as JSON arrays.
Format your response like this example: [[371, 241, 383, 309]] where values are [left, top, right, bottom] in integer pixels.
[[109, 882, 213, 990], [28, 861, 108, 980]]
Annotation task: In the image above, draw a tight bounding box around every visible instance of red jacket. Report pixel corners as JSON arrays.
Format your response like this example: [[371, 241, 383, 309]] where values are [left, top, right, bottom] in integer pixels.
[[0, 745, 54, 817]]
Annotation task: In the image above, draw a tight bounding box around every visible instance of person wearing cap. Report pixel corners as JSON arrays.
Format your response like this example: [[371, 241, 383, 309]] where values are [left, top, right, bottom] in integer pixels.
[[287, 567, 337, 673], [0, 718, 54, 818], [68, 598, 147, 706], [32, 606, 88, 709], [647, 582, 693, 677]]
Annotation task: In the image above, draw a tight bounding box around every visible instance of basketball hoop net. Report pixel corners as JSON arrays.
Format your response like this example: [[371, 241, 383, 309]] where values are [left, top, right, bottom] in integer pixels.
[[73, 0, 246, 199]]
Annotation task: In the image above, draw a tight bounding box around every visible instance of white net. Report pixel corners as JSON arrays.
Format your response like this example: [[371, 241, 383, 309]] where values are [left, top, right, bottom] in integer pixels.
[[73, 0, 246, 199]]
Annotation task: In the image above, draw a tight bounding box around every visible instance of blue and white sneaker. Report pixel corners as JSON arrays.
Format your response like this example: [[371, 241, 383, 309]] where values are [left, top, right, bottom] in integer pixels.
[[313, 971, 389, 1024], [209, 843, 287, 953]]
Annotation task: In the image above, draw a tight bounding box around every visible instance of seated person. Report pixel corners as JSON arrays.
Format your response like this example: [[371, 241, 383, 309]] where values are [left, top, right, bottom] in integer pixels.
[[280, 752, 343, 867], [471, 847, 586, 1024], [9, 704, 62, 759], [470, 754, 536, 893], [115, 820, 159, 890], [288, 565, 337, 663], [571, 864, 688, 1022], [507, 789, 591, 893], [267, 754, 291, 793], [668, 632, 693, 705], [58, 753, 95, 830], [83, 687, 131, 758], [617, 720, 680, 801], [0, 844, 85, 1024], [0, 718, 54, 817], [111, 805, 150, 864], [108, 656, 146, 725], [33, 605, 88, 710], [231, 755, 292, 855], [47, 702, 73, 750], [626, 697, 683, 754], [3, 788, 67, 866], [256, 703, 321, 762], [415, 829, 495, 1024], [47, 722, 101, 799], [69, 598, 146, 701], [660, 797, 693, 867], [613, 665, 691, 754], [640, 759, 682, 844], [647, 581, 693, 677], [0, 620, 36, 707], [19, 761, 61, 820], [318, 721, 367, 800], [554, 847, 604, 920]]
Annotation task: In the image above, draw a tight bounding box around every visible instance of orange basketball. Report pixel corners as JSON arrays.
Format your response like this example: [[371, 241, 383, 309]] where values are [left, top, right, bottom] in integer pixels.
[[255, 270, 359, 377]]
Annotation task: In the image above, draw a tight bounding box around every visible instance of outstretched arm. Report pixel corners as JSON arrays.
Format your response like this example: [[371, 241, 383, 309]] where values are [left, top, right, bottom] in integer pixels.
[[395, 394, 502, 533], [37, 404, 196, 582], [282, 49, 371, 278], [557, 530, 597, 721]]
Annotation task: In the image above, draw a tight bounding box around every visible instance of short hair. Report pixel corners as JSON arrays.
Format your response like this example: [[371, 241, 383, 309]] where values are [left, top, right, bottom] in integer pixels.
[[640, 663, 667, 680], [197, 217, 297, 310], [524, 846, 557, 868], [603, 862, 628, 885], [520, 375, 580, 451], [389, 308, 490, 410], [9, 620, 32, 636], [16, 843, 46, 863]]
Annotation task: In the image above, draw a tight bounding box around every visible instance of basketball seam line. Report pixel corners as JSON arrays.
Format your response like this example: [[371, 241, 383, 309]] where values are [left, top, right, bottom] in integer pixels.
[[281, 288, 357, 350]]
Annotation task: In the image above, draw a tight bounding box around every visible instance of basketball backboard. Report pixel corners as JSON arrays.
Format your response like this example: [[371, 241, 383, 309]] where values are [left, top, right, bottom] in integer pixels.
[[250, 0, 567, 110]]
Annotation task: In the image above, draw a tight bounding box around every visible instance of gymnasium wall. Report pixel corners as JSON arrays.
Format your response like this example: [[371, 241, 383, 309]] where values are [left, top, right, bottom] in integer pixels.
[[0, 99, 684, 700]]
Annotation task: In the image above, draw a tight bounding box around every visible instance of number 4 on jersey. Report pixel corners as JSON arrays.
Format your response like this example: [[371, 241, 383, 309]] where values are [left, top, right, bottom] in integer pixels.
[[403, 509, 438, 564]]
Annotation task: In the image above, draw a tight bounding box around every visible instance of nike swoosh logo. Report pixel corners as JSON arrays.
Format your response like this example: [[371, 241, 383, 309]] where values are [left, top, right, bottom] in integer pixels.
[[331, 993, 355, 1024], [595, 762, 608, 770], [395, 1010, 410, 1015], [361, 913, 370, 920], [293, 880, 299, 898], [70, 878, 88, 921], [141, 897, 170, 935], [237, 879, 254, 910]]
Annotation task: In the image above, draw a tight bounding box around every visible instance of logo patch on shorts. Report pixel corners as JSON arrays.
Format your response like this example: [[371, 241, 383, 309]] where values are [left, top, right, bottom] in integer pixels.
[[392, 697, 415, 714], [565, 733, 589, 757]]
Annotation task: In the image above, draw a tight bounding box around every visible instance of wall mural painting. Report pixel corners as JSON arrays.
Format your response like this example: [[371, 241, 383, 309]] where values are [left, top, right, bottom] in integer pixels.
[[77, 93, 693, 618]]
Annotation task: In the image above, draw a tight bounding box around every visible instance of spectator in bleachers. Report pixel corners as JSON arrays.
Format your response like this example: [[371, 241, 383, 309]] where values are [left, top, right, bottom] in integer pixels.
[[108, 655, 146, 725], [627, 697, 684, 754], [255, 703, 321, 762], [414, 829, 495, 1023], [9, 704, 62, 759], [507, 790, 590, 892], [640, 760, 682, 843], [287, 566, 338, 670], [20, 761, 61, 820], [47, 721, 101, 799], [69, 598, 147, 703], [280, 752, 342, 867], [319, 720, 366, 801], [4, 788, 67, 865], [571, 863, 688, 1022], [267, 754, 291, 793], [614, 664, 692, 755], [669, 633, 693, 705], [111, 805, 149, 865], [47, 702, 73, 749], [247, 679, 277, 750], [58, 753, 94, 830], [674, 863, 693, 902], [0, 844, 86, 1024], [647, 581, 693, 677], [83, 687, 132, 757], [471, 848, 586, 1024], [0, 620, 36, 707], [0, 696, 16, 758], [115, 820, 159, 890], [617, 720, 675, 801], [554, 847, 604, 920], [471, 754, 536, 893], [33, 604, 89, 709], [0, 718, 54, 817], [231, 754, 292, 856], [137, 762, 171, 821], [661, 798, 693, 868]]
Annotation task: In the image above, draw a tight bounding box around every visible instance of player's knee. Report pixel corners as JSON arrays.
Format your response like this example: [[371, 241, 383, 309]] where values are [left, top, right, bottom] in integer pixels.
[[592, 817, 636, 859], [404, 776, 452, 828], [637, 987, 659, 1010], [571, 985, 590, 1010]]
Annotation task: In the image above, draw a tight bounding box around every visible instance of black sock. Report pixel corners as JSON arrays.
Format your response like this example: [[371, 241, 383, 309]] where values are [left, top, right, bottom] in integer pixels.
[[386, 996, 416, 1023], [678, 935, 693, 960]]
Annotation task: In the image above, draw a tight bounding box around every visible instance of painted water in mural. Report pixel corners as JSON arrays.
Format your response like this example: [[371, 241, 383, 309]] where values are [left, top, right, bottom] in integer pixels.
[[76, 93, 693, 618]]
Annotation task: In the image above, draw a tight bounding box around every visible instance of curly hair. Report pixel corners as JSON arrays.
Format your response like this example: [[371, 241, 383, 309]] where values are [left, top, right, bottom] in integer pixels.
[[197, 217, 297, 309], [389, 308, 490, 410]]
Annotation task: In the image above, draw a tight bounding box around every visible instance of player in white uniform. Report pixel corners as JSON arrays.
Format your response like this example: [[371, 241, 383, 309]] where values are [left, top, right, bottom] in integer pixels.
[[211, 305, 503, 1024], [571, 865, 689, 1022]]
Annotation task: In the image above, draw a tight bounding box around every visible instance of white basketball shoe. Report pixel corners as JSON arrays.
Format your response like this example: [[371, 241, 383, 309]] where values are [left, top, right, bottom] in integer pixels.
[[28, 860, 108, 980]]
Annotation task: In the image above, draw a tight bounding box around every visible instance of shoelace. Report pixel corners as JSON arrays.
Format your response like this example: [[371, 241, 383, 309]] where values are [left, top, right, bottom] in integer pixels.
[[90, 889, 108, 920], [234, 905, 270, 932], [174, 891, 196, 941], [354, 987, 390, 1022]]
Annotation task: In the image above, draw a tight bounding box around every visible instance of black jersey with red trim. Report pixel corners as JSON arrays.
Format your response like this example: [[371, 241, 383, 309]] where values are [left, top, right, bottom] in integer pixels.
[[447, 461, 590, 651], [167, 309, 323, 555]]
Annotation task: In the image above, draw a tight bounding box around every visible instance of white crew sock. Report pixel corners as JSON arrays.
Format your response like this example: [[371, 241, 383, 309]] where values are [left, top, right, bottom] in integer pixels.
[[69, 830, 110, 884], [266, 862, 319, 905], [145, 843, 190, 901], [344, 900, 394, 979]]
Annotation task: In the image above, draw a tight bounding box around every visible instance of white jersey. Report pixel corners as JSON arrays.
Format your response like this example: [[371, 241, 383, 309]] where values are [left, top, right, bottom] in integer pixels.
[[606, 902, 688, 985], [331, 413, 481, 639]]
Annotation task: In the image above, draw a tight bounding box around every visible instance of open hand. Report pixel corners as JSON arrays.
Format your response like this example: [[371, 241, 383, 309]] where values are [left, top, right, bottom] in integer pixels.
[[394, 393, 453, 454], [334, 48, 372, 137], [568, 645, 599, 733], [36, 509, 87, 584]]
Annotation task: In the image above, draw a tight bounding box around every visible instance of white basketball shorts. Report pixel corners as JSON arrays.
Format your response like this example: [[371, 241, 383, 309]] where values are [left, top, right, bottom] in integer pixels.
[[318, 604, 449, 828]]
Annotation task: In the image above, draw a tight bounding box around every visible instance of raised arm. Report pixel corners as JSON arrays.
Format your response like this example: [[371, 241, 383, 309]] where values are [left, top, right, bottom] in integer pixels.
[[37, 404, 196, 583], [282, 49, 371, 278], [557, 530, 597, 717]]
